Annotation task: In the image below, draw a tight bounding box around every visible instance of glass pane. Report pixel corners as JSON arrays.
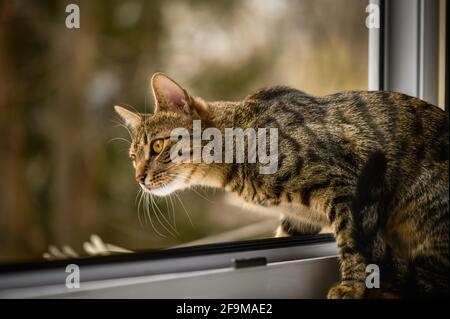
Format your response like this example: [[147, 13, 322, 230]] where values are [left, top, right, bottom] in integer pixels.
[[0, 0, 368, 263]]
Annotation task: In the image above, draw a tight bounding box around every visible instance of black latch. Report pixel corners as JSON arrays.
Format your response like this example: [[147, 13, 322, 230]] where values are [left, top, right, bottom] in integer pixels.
[[231, 257, 267, 269]]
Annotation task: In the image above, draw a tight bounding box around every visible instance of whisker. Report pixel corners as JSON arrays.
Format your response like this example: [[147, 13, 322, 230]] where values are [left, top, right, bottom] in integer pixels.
[[111, 119, 133, 139], [149, 198, 176, 238], [174, 191, 194, 227], [190, 187, 216, 204], [145, 192, 167, 238], [166, 172, 216, 205], [135, 187, 142, 204], [150, 193, 179, 236], [108, 137, 131, 145], [137, 188, 145, 227], [164, 196, 171, 223], [164, 196, 177, 231], [168, 194, 177, 231]]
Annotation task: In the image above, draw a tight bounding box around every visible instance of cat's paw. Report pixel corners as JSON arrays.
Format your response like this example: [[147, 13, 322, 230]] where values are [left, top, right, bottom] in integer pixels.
[[327, 281, 366, 299]]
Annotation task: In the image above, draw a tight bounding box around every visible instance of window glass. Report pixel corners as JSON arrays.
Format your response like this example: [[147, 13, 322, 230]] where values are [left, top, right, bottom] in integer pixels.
[[0, 0, 368, 263]]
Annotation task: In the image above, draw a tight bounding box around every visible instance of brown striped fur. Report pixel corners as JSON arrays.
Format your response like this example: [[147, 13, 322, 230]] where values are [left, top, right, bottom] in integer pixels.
[[116, 73, 449, 298]]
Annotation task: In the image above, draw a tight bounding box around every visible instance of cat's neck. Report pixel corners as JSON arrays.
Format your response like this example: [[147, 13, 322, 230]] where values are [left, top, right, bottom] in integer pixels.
[[205, 100, 244, 130], [189, 99, 262, 192]]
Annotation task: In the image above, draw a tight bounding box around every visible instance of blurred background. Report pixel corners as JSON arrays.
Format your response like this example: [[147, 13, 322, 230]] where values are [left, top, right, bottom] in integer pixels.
[[0, 0, 368, 263]]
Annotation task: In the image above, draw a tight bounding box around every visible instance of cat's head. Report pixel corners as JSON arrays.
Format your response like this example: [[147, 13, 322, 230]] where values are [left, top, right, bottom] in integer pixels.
[[115, 73, 213, 196]]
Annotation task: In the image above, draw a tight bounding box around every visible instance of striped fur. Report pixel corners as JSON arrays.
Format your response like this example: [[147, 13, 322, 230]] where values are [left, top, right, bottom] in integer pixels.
[[117, 74, 449, 298]]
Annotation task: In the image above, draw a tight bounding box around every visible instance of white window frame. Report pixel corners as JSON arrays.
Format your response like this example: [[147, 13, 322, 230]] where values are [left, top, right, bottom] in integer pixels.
[[369, 0, 446, 110]]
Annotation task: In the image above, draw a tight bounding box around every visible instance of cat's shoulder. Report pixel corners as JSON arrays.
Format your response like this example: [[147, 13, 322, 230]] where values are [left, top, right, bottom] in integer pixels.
[[244, 86, 311, 102]]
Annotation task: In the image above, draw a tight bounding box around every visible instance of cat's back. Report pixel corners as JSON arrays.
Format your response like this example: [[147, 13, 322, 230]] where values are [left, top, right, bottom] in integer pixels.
[[244, 87, 448, 165], [245, 85, 313, 102], [324, 91, 449, 158], [247, 86, 446, 119], [247, 87, 448, 138], [243, 86, 322, 123]]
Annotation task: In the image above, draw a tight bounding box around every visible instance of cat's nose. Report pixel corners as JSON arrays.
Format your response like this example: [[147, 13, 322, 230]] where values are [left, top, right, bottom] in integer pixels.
[[135, 173, 147, 185]]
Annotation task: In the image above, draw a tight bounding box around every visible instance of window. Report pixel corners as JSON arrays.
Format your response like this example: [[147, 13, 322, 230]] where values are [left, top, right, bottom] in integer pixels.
[[1, 0, 366, 264], [0, 0, 446, 300], [369, 0, 445, 109]]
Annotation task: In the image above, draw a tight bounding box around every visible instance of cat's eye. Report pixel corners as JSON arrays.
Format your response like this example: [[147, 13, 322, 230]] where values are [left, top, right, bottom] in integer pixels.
[[152, 139, 164, 155], [130, 154, 136, 161]]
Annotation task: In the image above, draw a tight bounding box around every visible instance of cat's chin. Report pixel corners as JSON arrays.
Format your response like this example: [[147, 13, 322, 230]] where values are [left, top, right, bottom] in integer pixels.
[[140, 175, 186, 197]]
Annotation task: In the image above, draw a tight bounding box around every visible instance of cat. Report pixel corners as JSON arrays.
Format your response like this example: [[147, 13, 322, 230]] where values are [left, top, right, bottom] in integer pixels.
[[115, 72, 449, 298]]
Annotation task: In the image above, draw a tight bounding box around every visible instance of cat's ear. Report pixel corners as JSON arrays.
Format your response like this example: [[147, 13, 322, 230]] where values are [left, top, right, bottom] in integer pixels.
[[114, 106, 141, 130], [151, 72, 192, 114]]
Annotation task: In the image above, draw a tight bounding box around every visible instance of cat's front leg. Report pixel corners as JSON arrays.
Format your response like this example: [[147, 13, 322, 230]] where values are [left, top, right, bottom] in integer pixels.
[[275, 216, 322, 237], [326, 200, 367, 299]]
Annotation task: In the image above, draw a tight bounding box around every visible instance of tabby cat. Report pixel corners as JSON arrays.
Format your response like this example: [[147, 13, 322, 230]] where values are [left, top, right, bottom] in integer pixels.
[[115, 72, 449, 298]]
